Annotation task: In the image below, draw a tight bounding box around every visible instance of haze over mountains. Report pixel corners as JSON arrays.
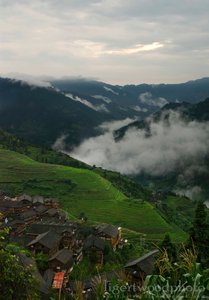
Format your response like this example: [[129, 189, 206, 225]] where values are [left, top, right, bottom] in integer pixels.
[[1, 75, 209, 198]]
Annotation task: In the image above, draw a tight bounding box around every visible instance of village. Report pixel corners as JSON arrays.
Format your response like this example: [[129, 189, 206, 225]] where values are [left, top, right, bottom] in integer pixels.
[[0, 192, 158, 299]]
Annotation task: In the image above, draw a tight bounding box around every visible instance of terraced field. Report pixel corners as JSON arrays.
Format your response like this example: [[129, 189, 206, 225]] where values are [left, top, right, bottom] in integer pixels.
[[0, 148, 186, 241]]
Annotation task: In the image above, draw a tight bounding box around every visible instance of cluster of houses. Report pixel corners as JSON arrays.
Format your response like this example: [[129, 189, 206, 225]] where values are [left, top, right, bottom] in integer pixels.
[[0, 192, 158, 299]]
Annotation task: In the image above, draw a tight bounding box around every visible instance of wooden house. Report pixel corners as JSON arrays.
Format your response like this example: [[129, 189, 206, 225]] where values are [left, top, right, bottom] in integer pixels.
[[124, 249, 159, 283], [0, 200, 28, 216], [44, 208, 60, 218], [45, 198, 59, 208], [26, 222, 77, 240], [83, 235, 105, 265], [34, 205, 48, 217], [27, 230, 61, 256], [96, 224, 121, 249], [48, 248, 74, 273], [33, 195, 45, 206], [19, 209, 37, 225], [17, 194, 33, 206], [60, 228, 76, 249], [7, 219, 26, 236]]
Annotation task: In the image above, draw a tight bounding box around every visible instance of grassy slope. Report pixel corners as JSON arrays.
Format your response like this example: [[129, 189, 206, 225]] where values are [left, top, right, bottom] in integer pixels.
[[0, 148, 186, 242]]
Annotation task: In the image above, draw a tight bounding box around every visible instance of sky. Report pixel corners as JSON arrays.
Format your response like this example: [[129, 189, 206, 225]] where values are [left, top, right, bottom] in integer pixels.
[[0, 0, 209, 84]]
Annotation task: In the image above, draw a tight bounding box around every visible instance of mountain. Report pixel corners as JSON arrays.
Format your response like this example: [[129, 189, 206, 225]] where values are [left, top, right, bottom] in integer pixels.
[[51, 77, 209, 117], [1, 76, 209, 151], [0, 78, 112, 148], [115, 97, 209, 138]]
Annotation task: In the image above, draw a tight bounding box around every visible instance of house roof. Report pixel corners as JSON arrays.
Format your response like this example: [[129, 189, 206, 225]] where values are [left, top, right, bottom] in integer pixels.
[[43, 269, 55, 287], [8, 219, 25, 226], [34, 205, 48, 214], [19, 209, 37, 220], [27, 230, 61, 249], [124, 249, 159, 275], [44, 208, 59, 217], [0, 200, 23, 208], [17, 253, 48, 294], [17, 194, 32, 202], [33, 195, 44, 204], [51, 198, 59, 203], [52, 272, 65, 289], [84, 234, 105, 251], [97, 224, 119, 239], [44, 197, 59, 204], [49, 248, 74, 265], [27, 223, 75, 235]]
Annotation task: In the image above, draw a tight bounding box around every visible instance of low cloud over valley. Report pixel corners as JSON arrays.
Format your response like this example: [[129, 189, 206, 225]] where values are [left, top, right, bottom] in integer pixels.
[[69, 111, 209, 181]]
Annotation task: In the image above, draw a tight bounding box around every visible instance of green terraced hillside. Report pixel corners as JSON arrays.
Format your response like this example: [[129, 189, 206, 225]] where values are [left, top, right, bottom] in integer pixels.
[[0, 148, 186, 242]]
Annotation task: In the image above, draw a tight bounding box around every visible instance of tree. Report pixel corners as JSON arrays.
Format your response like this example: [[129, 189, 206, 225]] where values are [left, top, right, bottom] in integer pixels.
[[159, 233, 177, 262], [35, 252, 49, 273], [0, 229, 39, 299], [189, 201, 209, 265]]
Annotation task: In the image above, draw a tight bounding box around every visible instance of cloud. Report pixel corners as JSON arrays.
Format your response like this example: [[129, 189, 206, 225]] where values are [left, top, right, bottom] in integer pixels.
[[103, 86, 119, 95], [131, 106, 148, 112], [92, 95, 112, 103], [52, 134, 68, 151], [175, 186, 203, 201], [0, 0, 209, 83], [105, 42, 164, 55], [139, 92, 168, 108], [69, 40, 164, 58], [65, 93, 109, 112], [98, 117, 136, 131], [70, 111, 209, 180], [2, 73, 52, 88]]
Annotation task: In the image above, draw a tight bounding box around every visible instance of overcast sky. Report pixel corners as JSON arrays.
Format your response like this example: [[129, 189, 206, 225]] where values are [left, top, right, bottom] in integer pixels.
[[0, 0, 209, 84]]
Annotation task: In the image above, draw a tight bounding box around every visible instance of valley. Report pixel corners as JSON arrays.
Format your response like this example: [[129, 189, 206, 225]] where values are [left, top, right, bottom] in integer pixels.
[[0, 76, 209, 299]]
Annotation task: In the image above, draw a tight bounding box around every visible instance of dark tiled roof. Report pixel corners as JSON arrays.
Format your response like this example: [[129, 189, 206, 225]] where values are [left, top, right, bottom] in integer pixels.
[[27, 230, 61, 249], [44, 208, 59, 216], [84, 235, 105, 251], [34, 205, 48, 214], [33, 195, 44, 204], [124, 249, 159, 274], [8, 219, 25, 226], [49, 248, 74, 265], [17, 253, 48, 294], [19, 209, 36, 220], [27, 223, 75, 235], [43, 269, 54, 287], [0, 200, 22, 208], [97, 224, 119, 239], [51, 198, 59, 203], [17, 194, 32, 202]]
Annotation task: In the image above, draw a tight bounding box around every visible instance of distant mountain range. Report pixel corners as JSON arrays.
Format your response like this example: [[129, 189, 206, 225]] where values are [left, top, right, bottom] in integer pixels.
[[0, 76, 209, 149], [52, 77, 209, 117]]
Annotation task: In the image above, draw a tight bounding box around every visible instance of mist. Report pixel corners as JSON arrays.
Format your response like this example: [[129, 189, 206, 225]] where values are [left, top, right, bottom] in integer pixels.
[[70, 111, 209, 178], [2, 73, 52, 88]]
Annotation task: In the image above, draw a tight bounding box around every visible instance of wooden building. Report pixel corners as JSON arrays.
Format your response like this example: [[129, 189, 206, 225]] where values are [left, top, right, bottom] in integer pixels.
[[83, 234, 105, 265], [48, 248, 74, 273], [96, 224, 121, 249], [27, 230, 61, 256], [124, 249, 159, 283]]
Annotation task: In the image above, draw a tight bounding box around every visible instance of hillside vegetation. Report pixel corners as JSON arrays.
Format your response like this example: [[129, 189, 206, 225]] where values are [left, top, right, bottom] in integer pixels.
[[0, 148, 186, 241]]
